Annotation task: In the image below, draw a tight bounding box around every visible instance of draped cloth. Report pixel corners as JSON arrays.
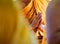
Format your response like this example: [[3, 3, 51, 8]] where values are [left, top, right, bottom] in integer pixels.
[[23, 0, 51, 44], [0, 0, 38, 44]]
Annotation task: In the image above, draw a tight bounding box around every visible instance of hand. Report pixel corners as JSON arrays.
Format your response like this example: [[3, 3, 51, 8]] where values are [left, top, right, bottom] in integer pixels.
[[31, 12, 42, 32]]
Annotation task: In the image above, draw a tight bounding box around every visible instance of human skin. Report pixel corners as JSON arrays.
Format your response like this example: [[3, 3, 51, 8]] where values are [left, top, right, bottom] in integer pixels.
[[31, 12, 42, 32], [46, 0, 60, 44]]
